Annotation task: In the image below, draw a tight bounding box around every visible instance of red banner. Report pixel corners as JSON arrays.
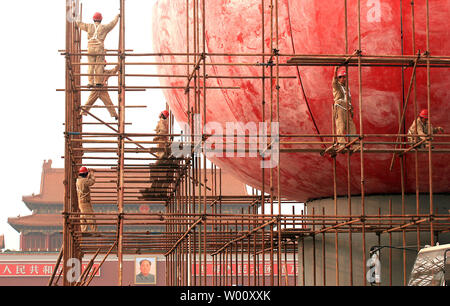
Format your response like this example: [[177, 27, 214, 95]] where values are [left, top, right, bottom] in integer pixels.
[[192, 262, 297, 276], [0, 263, 101, 277]]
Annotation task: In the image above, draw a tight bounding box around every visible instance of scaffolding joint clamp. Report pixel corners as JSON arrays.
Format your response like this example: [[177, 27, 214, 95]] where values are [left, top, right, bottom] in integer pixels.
[[66, 132, 81, 136], [272, 48, 280, 56], [256, 61, 274, 67]]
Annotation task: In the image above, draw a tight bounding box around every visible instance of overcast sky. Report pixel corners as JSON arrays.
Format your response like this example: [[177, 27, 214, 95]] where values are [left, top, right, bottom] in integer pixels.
[[0, 0, 166, 250]]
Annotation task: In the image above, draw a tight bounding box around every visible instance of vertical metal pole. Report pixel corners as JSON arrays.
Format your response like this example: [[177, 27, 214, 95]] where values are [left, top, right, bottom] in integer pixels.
[[400, 159, 407, 285], [248, 206, 251, 286], [322, 207, 326, 286], [117, 0, 126, 287], [292, 206, 297, 286], [201, 0, 208, 287], [301, 210, 305, 286], [344, 0, 353, 286], [425, 0, 434, 246], [63, 0, 82, 286], [241, 210, 244, 285], [411, 0, 421, 252], [275, 0, 282, 287], [312, 207, 316, 286], [260, 0, 266, 287], [63, 1, 73, 286], [333, 154, 339, 286], [356, 0, 367, 285], [389, 199, 392, 286]]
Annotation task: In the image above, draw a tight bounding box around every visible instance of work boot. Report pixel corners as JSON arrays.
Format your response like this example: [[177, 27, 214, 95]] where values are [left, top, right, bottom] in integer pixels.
[[87, 84, 94, 88], [95, 83, 103, 87]]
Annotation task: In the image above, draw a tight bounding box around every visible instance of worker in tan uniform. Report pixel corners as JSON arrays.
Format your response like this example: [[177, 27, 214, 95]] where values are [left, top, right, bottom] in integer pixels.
[[332, 66, 359, 152], [153, 110, 170, 159], [152, 110, 173, 197], [81, 62, 119, 119], [407, 109, 444, 148], [140, 110, 173, 199], [76, 167, 98, 234], [77, 12, 120, 87]]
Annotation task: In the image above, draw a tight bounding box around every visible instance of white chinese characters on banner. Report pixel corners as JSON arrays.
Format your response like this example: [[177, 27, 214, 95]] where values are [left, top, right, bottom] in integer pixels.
[[0, 263, 100, 277]]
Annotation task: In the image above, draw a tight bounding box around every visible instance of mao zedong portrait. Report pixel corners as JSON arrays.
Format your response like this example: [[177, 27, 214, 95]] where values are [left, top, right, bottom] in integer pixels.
[[135, 258, 156, 284]]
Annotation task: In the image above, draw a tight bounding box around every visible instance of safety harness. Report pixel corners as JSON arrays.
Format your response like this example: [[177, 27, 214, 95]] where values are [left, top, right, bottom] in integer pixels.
[[334, 83, 352, 111], [89, 23, 101, 44]]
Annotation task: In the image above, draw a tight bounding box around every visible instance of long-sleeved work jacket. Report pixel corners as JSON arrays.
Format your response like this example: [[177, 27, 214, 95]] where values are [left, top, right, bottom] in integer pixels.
[[407, 117, 441, 143], [76, 172, 95, 204], [332, 75, 356, 144], [77, 15, 119, 48], [153, 118, 170, 159], [77, 15, 119, 84]]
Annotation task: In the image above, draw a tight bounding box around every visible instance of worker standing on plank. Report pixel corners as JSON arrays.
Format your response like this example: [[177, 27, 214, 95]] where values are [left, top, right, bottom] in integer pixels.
[[147, 110, 172, 198], [332, 66, 359, 152], [153, 110, 170, 159], [76, 167, 98, 234], [77, 12, 120, 87], [81, 62, 119, 119], [407, 109, 444, 148]]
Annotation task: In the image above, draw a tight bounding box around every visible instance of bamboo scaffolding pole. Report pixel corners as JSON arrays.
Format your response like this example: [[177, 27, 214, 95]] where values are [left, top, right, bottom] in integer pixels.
[[76, 248, 100, 286], [48, 246, 64, 286]]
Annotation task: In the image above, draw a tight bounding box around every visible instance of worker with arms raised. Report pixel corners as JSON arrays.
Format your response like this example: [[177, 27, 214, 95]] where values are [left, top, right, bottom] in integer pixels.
[[77, 12, 120, 87]]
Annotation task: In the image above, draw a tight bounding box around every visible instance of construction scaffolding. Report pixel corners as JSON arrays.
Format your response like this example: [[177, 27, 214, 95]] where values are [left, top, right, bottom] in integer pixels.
[[50, 0, 450, 286]]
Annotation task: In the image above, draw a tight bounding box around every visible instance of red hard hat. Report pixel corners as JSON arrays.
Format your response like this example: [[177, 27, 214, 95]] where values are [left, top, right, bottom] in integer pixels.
[[419, 109, 428, 118], [337, 69, 347, 77], [93, 12, 103, 22], [160, 110, 169, 119], [79, 166, 88, 174]]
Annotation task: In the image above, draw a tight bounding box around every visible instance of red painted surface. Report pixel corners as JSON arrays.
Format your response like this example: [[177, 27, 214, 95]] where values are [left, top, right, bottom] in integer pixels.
[[193, 262, 298, 276], [152, 0, 450, 201]]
